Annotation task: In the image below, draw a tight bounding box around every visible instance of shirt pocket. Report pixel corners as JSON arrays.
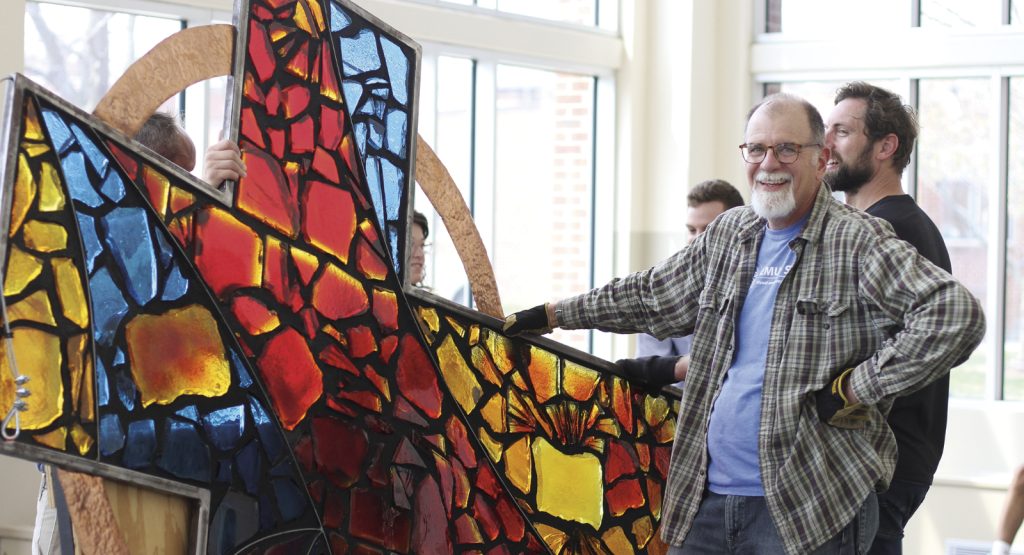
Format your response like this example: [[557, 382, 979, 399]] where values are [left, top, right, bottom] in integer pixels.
[[693, 287, 733, 360], [796, 297, 876, 379]]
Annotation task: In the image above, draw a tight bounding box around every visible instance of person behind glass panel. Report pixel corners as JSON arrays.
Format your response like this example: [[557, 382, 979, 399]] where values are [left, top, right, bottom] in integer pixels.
[[409, 210, 429, 286]]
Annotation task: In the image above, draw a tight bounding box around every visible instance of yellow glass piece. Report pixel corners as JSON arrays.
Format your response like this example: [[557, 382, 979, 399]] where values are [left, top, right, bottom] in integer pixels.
[[34, 427, 67, 450], [470, 345, 502, 387], [125, 304, 231, 407], [66, 333, 88, 414], [483, 330, 515, 374], [480, 393, 507, 433], [169, 186, 195, 214], [653, 415, 677, 444], [4, 245, 44, 296], [534, 524, 567, 554], [632, 516, 655, 549], [436, 335, 483, 414], [81, 353, 95, 423], [418, 306, 440, 334], [24, 100, 44, 141], [304, 0, 326, 31], [594, 416, 620, 438], [37, 161, 66, 212], [7, 289, 57, 327], [533, 436, 603, 528], [511, 371, 528, 391], [644, 395, 671, 427], [52, 258, 89, 329], [321, 323, 344, 344], [0, 328, 63, 430], [23, 220, 68, 253], [505, 436, 532, 494], [528, 346, 559, 404], [468, 324, 479, 346], [583, 436, 606, 454], [563, 360, 601, 402], [603, 526, 635, 554], [142, 166, 170, 215], [445, 316, 465, 337], [23, 142, 51, 158], [70, 423, 94, 456], [477, 426, 503, 463], [290, 245, 319, 283], [11, 153, 37, 237]]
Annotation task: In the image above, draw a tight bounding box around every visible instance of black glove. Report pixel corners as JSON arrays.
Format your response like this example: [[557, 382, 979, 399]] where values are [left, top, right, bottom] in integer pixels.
[[615, 356, 681, 391], [815, 368, 870, 429], [503, 304, 553, 336]]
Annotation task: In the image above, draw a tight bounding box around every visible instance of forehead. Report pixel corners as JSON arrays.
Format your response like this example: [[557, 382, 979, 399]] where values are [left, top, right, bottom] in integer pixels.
[[827, 97, 867, 127], [745, 102, 813, 143]]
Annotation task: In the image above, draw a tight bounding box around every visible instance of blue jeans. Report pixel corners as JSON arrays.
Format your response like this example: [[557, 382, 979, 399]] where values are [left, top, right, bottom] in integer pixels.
[[866, 479, 930, 555], [668, 491, 878, 554]]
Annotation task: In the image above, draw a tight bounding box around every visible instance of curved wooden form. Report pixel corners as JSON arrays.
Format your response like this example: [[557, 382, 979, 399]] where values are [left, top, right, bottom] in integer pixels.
[[55, 469, 130, 555], [92, 25, 235, 137]]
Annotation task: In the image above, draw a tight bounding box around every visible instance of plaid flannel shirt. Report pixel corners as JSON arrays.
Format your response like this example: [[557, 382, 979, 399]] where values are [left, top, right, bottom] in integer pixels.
[[558, 185, 985, 554]]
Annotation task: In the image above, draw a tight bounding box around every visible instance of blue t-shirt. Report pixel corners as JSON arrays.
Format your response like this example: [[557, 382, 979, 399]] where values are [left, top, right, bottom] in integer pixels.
[[706, 215, 805, 496]]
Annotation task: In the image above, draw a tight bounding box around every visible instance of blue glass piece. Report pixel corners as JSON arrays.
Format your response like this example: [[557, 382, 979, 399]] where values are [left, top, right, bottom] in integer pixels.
[[372, 97, 386, 119], [41, 109, 74, 155], [113, 348, 125, 366], [216, 457, 233, 483], [176, 404, 199, 422], [210, 491, 258, 555], [367, 119, 384, 149], [203, 405, 246, 451], [99, 169, 125, 202], [70, 123, 110, 178], [329, 1, 351, 32], [161, 263, 189, 302], [385, 109, 408, 157], [249, 397, 284, 463], [381, 158, 403, 220], [381, 37, 410, 106], [272, 478, 307, 522], [358, 98, 376, 116], [115, 370, 136, 411], [369, 85, 388, 99], [259, 490, 277, 531], [270, 459, 296, 478], [74, 213, 103, 274], [342, 81, 363, 114], [233, 350, 253, 388], [96, 356, 109, 407], [123, 419, 156, 469], [154, 226, 174, 270], [235, 440, 261, 495], [354, 122, 368, 158], [60, 151, 104, 208], [99, 413, 125, 457], [89, 267, 130, 346], [365, 156, 386, 232], [101, 207, 158, 305], [388, 226, 401, 272], [366, 76, 388, 86], [158, 419, 212, 483], [340, 29, 381, 75]]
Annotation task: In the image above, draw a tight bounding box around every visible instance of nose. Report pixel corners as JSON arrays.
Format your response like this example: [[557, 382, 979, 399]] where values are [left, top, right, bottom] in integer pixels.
[[760, 147, 784, 170]]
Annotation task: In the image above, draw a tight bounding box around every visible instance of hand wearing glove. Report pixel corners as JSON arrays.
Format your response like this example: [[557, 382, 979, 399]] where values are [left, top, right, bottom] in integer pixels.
[[615, 356, 682, 393], [503, 303, 555, 336], [815, 367, 871, 429]]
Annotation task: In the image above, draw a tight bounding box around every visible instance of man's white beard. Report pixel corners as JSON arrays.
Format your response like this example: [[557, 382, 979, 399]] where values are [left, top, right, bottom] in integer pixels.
[[751, 171, 797, 222]]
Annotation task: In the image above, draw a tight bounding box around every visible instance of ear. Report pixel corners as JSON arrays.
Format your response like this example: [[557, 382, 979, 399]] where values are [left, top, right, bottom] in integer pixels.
[[876, 134, 898, 161], [816, 145, 831, 176]]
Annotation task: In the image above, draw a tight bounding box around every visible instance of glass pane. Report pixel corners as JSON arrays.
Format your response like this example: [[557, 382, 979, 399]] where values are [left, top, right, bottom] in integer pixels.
[[764, 0, 910, 35], [494, 65, 595, 352], [1014, 0, 1024, 24], [1006, 78, 1024, 400], [495, 0, 597, 26], [917, 78, 993, 399], [23, 1, 183, 111], [920, 0, 1003, 26], [416, 56, 475, 306]]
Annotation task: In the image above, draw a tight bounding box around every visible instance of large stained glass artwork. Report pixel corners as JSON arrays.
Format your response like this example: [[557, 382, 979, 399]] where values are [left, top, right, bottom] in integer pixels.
[[0, 0, 680, 552]]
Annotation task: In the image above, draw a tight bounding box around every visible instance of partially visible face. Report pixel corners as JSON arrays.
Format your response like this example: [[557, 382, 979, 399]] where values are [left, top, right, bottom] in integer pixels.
[[686, 200, 728, 243], [744, 101, 826, 229], [824, 98, 875, 193], [409, 223, 426, 285]]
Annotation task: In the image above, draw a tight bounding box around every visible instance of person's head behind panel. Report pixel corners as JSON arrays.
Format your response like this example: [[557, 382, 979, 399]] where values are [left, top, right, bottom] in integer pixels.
[[134, 112, 197, 172], [685, 179, 744, 243], [410, 211, 429, 286]]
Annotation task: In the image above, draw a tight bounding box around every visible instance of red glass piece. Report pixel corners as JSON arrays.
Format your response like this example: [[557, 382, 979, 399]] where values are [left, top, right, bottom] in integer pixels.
[[312, 415, 368, 489], [472, 496, 501, 541], [312, 146, 340, 182], [241, 107, 267, 149], [290, 114, 314, 154], [194, 207, 262, 298], [391, 437, 424, 469], [319, 41, 341, 102], [474, 463, 501, 499], [309, 479, 325, 504], [262, 235, 292, 306], [281, 84, 311, 120], [299, 306, 319, 339], [636, 442, 651, 472], [301, 180, 356, 264], [411, 476, 452, 553], [494, 495, 525, 542], [605, 439, 639, 484], [360, 219, 381, 245], [106, 141, 138, 180], [324, 486, 347, 528], [326, 396, 357, 417], [336, 389, 382, 412], [371, 289, 399, 332], [248, 20, 276, 83], [526, 532, 544, 552], [356, 238, 388, 281], [238, 146, 299, 237], [243, 73, 265, 105], [654, 445, 671, 480], [451, 456, 470, 510], [433, 454, 454, 517], [347, 325, 377, 359], [285, 40, 310, 80], [319, 104, 344, 150], [230, 294, 280, 336], [379, 335, 398, 364], [257, 326, 323, 430], [293, 435, 315, 473], [393, 395, 428, 428], [364, 365, 389, 398], [395, 334, 442, 419], [366, 444, 388, 487], [310, 41, 322, 84], [349, 488, 411, 552], [486, 545, 511, 555], [292, 249, 318, 285], [454, 514, 483, 545], [646, 476, 663, 521], [168, 214, 193, 251], [328, 533, 348, 554], [310, 262, 369, 320], [252, 3, 274, 21], [265, 84, 281, 117], [611, 378, 634, 434], [339, 135, 359, 179], [606, 477, 645, 516], [264, 0, 295, 10], [445, 415, 477, 470], [318, 343, 359, 376]]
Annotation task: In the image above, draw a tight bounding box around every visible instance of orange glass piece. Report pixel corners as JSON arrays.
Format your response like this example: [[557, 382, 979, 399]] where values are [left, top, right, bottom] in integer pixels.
[[534, 436, 603, 527], [238, 147, 300, 238], [527, 346, 559, 404], [504, 436, 532, 494], [194, 206, 263, 298], [437, 335, 482, 414], [24, 99, 44, 141], [142, 165, 170, 215], [445, 317, 465, 337], [534, 523, 567, 554], [339, 135, 359, 178], [302, 180, 356, 264], [470, 345, 502, 387], [479, 393, 506, 434], [372, 288, 398, 332], [319, 41, 341, 102], [230, 294, 281, 335], [611, 377, 634, 435], [66, 333, 88, 415], [311, 147, 339, 182], [337, 389, 382, 413], [395, 333, 443, 419], [22, 220, 67, 253], [355, 238, 387, 281], [346, 325, 377, 358], [285, 40, 310, 80], [257, 326, 324, 430], [292, 2, 315, 36], [646, 477, 663, 519], [445, 415, 477, 470], [363, 365, 390, 401], [105, 142, 138, 180], [8, 289, 56, 327], [4, 245, 43, 296], [0, 327, 63, 430], [125, 304, 231, 407], [289, 245, 318, 285], [632, 516, 655, 549], [563, 360, 600, 402], [451, 456, 471, 510], [281, 84, 311, 120], [603, 527, 635, 554], [606, 478, 645, 517], [34, 427, 67, 450], [483, 330, 515, 375], [168, 186, 195, 215], [51, 257, 89, 329], [10, 153, 36, 237], [653, 415, 676, 444], [311, 261, 369, 320], [37, 161, 66, 212], [70, 423, 94, 456]]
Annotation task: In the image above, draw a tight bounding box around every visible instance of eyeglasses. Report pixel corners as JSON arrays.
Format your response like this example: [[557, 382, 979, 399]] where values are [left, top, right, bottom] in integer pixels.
[[738, 142, 821, 164]]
